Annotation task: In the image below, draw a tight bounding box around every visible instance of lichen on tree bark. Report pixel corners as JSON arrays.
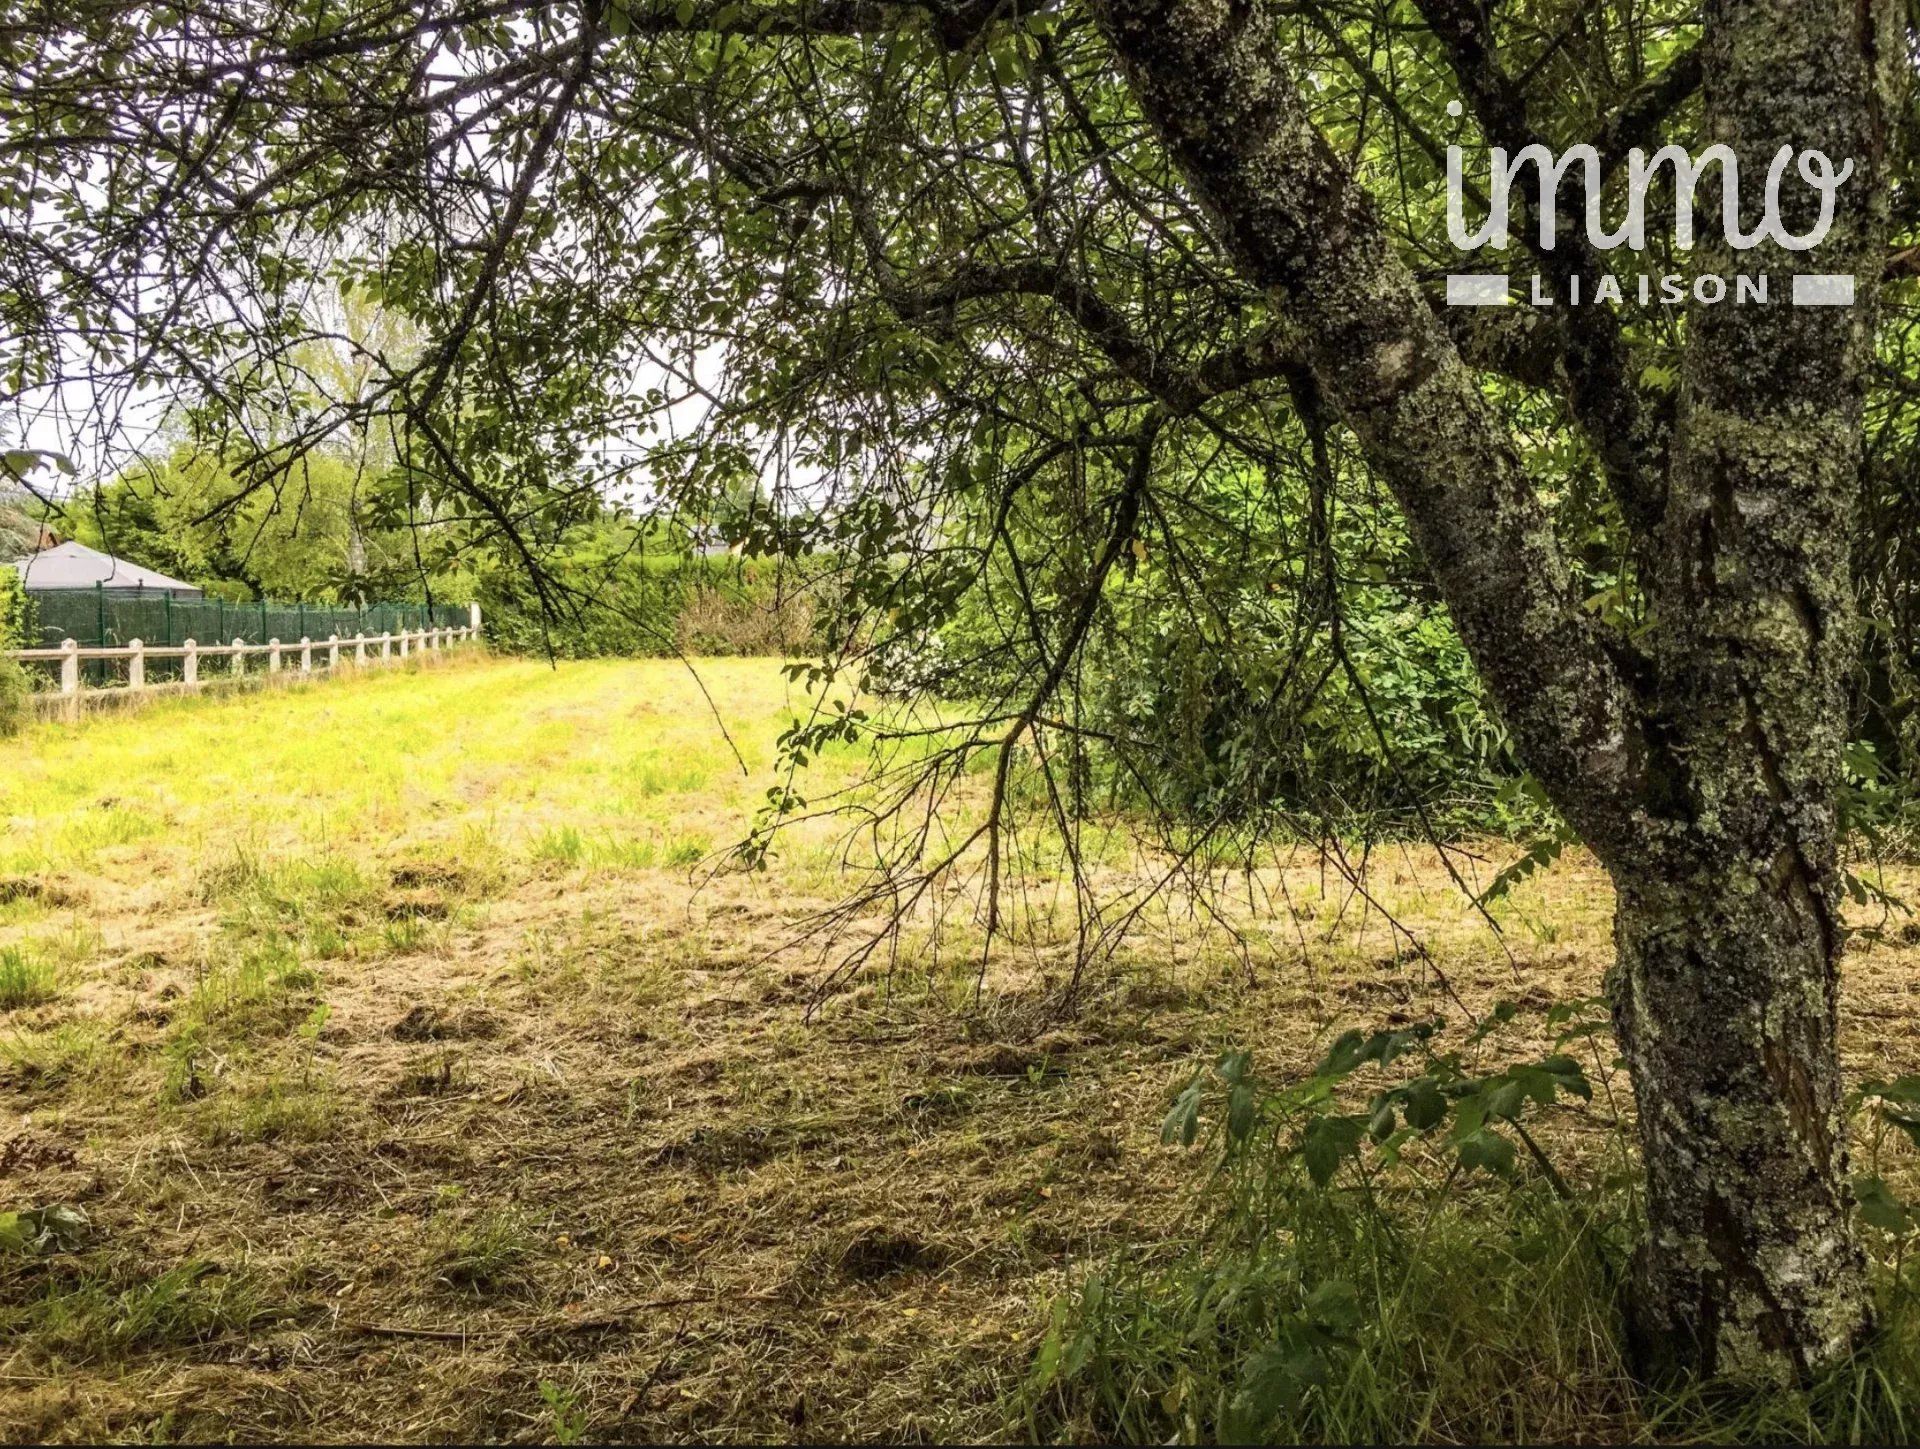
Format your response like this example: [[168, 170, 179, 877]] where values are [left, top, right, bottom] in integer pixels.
[[1090, 0, 1906, 1381]]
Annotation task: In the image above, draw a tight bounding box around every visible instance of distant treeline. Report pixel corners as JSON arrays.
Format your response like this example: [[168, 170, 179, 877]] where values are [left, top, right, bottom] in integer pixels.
[[4, 449, 824, 663]]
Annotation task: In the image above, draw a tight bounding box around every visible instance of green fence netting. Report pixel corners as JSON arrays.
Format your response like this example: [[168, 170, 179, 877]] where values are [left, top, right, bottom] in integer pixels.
[[22, 589, 470, 686]]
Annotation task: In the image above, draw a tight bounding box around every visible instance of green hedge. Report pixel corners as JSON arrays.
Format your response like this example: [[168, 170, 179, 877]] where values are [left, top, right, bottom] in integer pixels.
[[479, 549, 829, 658]]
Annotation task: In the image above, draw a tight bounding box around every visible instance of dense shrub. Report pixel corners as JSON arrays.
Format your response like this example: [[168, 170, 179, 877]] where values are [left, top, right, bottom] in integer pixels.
[[674, 581, 816, 656], [928, 455, 1532, 833], [477, 524, 831, 659], [0, 566, 31, 735], [0, 656, 27, 737], [0, 565, 34, 648], [1082, 585, 1515, 831]]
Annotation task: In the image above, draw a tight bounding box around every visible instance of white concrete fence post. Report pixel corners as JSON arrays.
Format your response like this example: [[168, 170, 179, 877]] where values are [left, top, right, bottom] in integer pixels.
[[20, 610, 487, 715]]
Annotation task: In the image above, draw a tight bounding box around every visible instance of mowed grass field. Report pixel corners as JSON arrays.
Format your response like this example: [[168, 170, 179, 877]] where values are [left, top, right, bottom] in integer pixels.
[[4, 652, 1920, 1442]]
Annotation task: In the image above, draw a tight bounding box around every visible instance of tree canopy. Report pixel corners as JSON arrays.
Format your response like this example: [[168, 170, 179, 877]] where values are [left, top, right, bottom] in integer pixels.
[[6, 0, 1919, 1382]]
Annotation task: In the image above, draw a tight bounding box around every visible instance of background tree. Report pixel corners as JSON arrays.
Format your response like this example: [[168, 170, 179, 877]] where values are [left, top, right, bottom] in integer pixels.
[[3, 0, 1915, 1381]]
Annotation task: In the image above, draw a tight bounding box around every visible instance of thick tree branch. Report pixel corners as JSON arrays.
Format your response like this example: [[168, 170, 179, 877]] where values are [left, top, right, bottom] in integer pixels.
[[1089, 0, 1649, 864], [873, 251, 1309, 412]]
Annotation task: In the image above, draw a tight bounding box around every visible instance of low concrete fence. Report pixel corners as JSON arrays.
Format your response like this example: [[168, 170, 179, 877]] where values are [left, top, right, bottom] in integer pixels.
[[8, 623, 482, 719]]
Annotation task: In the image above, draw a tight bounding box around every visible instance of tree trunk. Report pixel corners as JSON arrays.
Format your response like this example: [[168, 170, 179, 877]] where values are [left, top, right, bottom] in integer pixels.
[[1612, 848, 1867, 1381], [1608, 0, 1899, 1379], [1091, 0, 1904, 1385]]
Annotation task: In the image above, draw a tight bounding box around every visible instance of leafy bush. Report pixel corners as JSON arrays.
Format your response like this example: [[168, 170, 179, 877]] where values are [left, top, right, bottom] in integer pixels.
[[1029, 1005, 1920, 1449], [0, 657, 28, 738], [1025, 1015, 1920, 1444], [0, 565, 34, 648], [1083, 588, 1515, 831], [0, 566, 32, 736], [928, 453, 1532, 833]]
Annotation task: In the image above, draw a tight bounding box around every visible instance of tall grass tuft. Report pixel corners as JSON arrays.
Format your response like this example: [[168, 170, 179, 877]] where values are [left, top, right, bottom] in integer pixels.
[[0, 944, 57, 1009], [1023, 1028, 1920, 1445], [0, 656, 29, 739]]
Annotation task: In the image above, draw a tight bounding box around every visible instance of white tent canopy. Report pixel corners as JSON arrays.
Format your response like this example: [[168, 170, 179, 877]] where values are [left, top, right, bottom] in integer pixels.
[[7, 541, 203, 596]]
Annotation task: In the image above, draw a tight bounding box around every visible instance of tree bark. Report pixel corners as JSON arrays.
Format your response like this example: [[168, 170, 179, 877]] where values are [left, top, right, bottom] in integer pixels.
[[1090, 0, 1904, 1382], [1613, 0, 1901, 1379], [1613, 853, 1865, 1380]]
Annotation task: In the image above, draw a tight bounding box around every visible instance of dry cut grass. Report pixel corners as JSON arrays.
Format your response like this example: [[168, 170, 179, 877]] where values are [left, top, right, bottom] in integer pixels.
[[1, 652, 1918, 1442]]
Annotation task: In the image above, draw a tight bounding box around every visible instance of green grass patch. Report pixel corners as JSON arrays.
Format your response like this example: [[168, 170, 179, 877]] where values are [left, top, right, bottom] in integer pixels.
[[0, 1256, 277, 1361], [533, 826, 586, 867], [429, 1209, 537, 1295], [162, 943, 323, 1102], [193, 1072, 340, 1145], [0, 945, 58, 1010], [0, 1020, 113, 1091]]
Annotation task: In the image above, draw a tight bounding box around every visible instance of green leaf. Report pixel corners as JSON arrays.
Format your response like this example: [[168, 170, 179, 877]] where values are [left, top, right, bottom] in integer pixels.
[[1404, 1081, 1448, 1130], [1029, 1294, 1071, 1388], [1301, 1115, 1364, 1187], [1457, 1129, 1516, 1177], [1882, 1108, 1920, 1152], [1317, 1029, 1366, 1078], [1854, 1175, 1911, 1234], [1306, 1278, 1362, 1331], [1162, 1079, 1203, 1148], [0, 1203, 88, 1255], [1227, 1082, 1258, 1143], [1231, 1341, 1324, 1435], [1474, 823, 1577, 908], [1215, 1049, 1252, 1085]]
